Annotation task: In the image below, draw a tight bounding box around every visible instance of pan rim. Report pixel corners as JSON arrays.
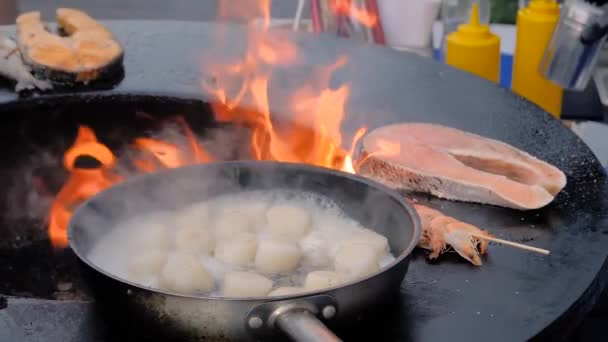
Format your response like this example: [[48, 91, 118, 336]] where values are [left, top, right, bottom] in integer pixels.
[[67, 160, 421, 301]]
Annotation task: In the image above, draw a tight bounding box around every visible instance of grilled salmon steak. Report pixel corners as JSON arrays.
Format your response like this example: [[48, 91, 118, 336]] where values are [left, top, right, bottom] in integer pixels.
[[16, 8, 123, 84], [356, 123, 567, 210]]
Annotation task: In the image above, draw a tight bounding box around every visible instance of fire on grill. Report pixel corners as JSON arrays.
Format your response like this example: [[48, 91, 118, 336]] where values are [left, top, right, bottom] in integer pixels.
[[32, 0, 561, 267], [0, 2, 595, 342]]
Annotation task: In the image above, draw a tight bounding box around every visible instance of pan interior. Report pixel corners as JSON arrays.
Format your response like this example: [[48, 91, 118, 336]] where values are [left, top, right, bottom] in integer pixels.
[[68, 161, 419, 297]]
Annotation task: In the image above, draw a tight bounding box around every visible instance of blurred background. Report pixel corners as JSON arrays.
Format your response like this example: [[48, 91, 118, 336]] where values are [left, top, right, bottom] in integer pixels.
[[0, 0, 520, 24], [0, 0, 603, 136]]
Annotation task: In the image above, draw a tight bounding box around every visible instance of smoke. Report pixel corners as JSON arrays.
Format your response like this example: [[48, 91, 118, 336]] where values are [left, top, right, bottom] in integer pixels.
[[76, 150, 415, 244], [4, 149, 59, 221]]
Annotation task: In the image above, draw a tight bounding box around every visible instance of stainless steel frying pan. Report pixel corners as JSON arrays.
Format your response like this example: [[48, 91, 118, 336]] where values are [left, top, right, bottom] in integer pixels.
[[67, 161, 420, 341]]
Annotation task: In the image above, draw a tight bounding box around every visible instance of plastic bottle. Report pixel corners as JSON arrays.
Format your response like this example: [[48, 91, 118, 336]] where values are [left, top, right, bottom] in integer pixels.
[[446, 3, 500, 83], [439, 0, 490, 62], [511, 0, 562, 118]]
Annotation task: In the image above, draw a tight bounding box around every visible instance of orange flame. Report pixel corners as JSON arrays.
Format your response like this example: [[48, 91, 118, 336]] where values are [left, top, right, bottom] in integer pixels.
[[48, 0, 368, 248], [218, 0, 271, 28], [48, 126, 123, 247], [133, 138, 185, 171], [205, 1, 366, 173], [329, 0, 378, 27], [176, 116, 213, 163], [132, 116, 214, 172], [48, 116, 216, 248]]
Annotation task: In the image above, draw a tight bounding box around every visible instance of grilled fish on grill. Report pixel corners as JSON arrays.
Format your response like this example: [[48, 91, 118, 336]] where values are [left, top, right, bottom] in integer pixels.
[[356, 123, 566, 210], [16, 8, 123, 84]]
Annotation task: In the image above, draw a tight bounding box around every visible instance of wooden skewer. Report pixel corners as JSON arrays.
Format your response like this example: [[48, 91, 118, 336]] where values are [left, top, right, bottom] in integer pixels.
[[293, 0, 306, 31], [471, 233, 551, 256]]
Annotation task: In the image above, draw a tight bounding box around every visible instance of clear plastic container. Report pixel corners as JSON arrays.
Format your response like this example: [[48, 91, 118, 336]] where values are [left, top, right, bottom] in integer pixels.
[[378, 0, 441, 55], [309, 0, 385, 44], [439, 0, 490, 61]]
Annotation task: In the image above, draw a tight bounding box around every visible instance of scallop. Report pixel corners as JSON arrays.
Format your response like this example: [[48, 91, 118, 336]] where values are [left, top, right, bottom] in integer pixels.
[[158, 252, 214, 294], [224, 203, 268, 226], [265, 204, 312, 241], [336, 230, 389, 259], [299, 229, 335, 268], [213, 233, 257, 267], [304, 270, 345, 291], [174, 202, 210, 230], [269, 287, 305, 296], [174, 226, 214, 254], [199, 254, 234, 280], [254, 239, 302, 274], [213, 214, 254, 241], [127, 249, 168, 279], [222, 271, 273, 297], [132, 222, 171, 250], [334, 243, 380, 279]]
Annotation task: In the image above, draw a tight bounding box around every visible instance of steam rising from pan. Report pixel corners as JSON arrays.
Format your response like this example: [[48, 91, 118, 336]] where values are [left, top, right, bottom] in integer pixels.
[[68, 162, 419, 300]]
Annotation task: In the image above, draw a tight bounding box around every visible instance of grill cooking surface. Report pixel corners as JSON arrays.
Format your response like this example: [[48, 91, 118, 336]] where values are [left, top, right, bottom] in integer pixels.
[[0, 20, 607, 342]]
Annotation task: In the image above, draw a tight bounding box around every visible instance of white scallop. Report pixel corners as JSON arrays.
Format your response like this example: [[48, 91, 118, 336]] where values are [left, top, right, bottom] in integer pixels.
[[334, 243, 380, 279], [336, 230, 389, 259], [304, 270, 345, 291], [213, 233, 257, 267], [222, 271, 273, 297], [127, 249, 168, 279], [223, 203, 268, 226], [175, 226, 214, 254], [132, 222, 171, 250], [254, 239, 302, 274], [199, 255, 236, 280], [265, 205, 312, 241], [379, 254, 396, 268], [173, 202, 210, 230], [158, 252, 214, 294], [269, 287, 305, 296], [298, 231, 332, 268], [213, 214, 253, 241]]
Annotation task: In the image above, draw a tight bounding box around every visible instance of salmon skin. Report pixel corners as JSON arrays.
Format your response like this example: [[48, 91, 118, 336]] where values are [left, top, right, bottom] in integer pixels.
[[356, 123, 567, 210], [16, 8, 124, 85]]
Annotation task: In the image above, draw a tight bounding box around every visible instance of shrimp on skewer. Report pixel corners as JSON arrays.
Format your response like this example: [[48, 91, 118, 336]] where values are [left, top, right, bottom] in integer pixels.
[[410, 201, 490, 266]]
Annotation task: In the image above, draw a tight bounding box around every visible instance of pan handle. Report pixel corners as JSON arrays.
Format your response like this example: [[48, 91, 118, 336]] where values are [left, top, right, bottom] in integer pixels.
[[246, 294, 342, 342], [274, 306, 342, 342]]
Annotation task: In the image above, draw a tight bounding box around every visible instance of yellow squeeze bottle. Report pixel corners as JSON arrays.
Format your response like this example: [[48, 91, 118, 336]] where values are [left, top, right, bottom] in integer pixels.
[[446, 3, 500, 83], [511, 0, 562, 117]]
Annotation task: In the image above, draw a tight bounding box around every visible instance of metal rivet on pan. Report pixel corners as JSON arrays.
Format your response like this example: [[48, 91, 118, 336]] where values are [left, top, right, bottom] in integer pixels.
[[322, 305, 336, 319], [248, 316, 264, 329]]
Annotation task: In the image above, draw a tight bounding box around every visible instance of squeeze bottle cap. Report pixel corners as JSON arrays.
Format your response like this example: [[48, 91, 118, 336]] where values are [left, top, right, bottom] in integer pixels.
[[527, 0, 559, 16], [445, 1, 500, 83], [452, 3, 495, 42]]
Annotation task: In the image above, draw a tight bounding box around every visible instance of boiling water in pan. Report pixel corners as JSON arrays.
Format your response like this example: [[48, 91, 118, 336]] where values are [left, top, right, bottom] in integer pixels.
[[87, 190, 396, 297]]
